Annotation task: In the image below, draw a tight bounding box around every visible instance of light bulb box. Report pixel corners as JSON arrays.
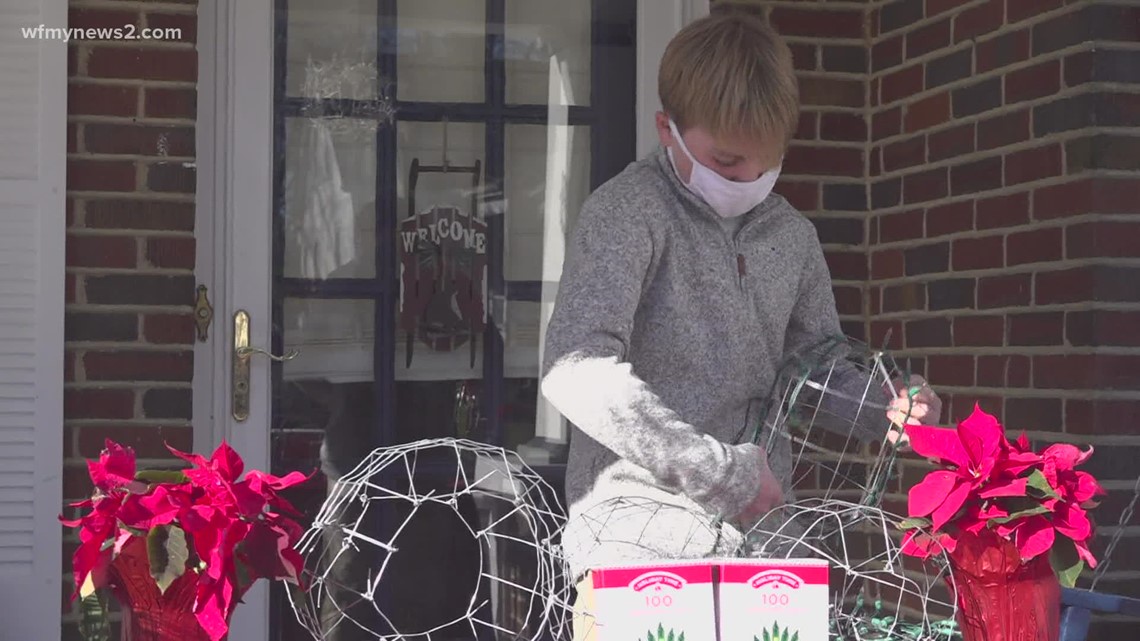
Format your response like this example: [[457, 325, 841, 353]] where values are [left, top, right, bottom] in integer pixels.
[[715, 558, 830, 641], [590, 560, 717, 641]]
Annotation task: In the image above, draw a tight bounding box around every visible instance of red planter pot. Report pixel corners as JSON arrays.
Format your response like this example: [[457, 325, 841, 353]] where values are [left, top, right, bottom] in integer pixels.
[[946, 530, 1061, 641], [106, 538, 227, 641]]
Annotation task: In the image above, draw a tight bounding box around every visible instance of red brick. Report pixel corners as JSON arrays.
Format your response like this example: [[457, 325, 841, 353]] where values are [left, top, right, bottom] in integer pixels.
[[143, 314, 195, 345], [65, 235, 136, 269], [905, 92, 950, 132], [67, 123, 77, 154], [68, 84, 138, 117], [882, 65, 923, 104], [67, 159, 136, 192], [977, 354, 1030, 387], [65, 353, 76, 382], [63, 466, 94, 502], [871, 320, 905, 350], [928, 0, 973, 16], [1066, 399, 1140, 435], [785, 146, 863, 178], [144, 87, 197, 119], [873, 35, 904, 73], [1007, 226, 1062, 266], [883, 137, 926, 173], [68, 7, 139, 31], [927, 201, 974, 236], [1035, 267, 1093, 305], [146, 237, 195, 269], [87, 47, 197, 83], [819, 113, 866, 143], [873, 107, 902, 141], [824, 251, 867, 281], [85, 199, 195, 232], [65, 273, 77, 304], [871, 249, 905, 279], [907, 19, 952, 59], [83, 350, 193, 382], [906, 317, 952, 348], [1007, 0, 1064, 24], [1009, 311, 1064, 346], [952, 235, 1004, 270], [796, 113, 818, 141], [1005, 397, 1064, 432], [789, 43, 817, 72], [881, 209, 925, 243], [1067, 310, 1140, 347], [951, 156, 1002, 196], [903, 167, 949, 204], [976, 28, 1029, 73], [145, 11, 198, 43], [1005, 144, 1063, 186], [64, 388, 135, 420], [770, 7, 863, 39], [954, 0, 1005, 43], [84, 124, 195, 157], [977, 110, 1030, 151], [1032, 355, 1093, 390], [928, 122, 975, 161], [927, 354, 975, 387], [1006, 60, 1061, 103], [799, 78, 864, 108], [1066, 221, 1140, 259], [976, 191, 1029, 230], [954, 315, 1004, 346], [834, 286, 863, 317], [74, 424, 193, 460], [775, 181, 819, 211], [1036, 178, 1140, 220]]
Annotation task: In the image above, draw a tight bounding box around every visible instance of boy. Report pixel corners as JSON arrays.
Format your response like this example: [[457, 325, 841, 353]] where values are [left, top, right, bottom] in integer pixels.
[[539, 10, 941, 640]]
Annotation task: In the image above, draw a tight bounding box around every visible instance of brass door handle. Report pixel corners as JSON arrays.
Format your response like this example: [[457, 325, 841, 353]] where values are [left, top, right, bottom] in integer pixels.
[[232, 310, 298, 421]]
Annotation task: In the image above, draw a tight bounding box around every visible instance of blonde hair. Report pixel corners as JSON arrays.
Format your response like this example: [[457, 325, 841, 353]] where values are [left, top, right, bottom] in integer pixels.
[[658, 10, 799, 148]]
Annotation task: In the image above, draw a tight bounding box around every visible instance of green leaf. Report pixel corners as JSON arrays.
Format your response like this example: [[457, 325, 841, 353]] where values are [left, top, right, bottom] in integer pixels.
[[134, 470, 189, 484], [897, 517, 932, 530], [677, 633, 685, 641], [146, 524, 188, 594], [772, 621, 779, 640], [646, 629, 653, 641], [989, 504, 1051, 525], [667, 628, 674, 641], [1050, 537, 1085, 588], [1026, 469, 1060, 499], [761, 630, 771, 641], [790, 632, 799, 641]]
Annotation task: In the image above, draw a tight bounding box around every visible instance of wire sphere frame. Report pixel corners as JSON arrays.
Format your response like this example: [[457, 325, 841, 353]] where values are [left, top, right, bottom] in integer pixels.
[[287, 438, 572, 641]]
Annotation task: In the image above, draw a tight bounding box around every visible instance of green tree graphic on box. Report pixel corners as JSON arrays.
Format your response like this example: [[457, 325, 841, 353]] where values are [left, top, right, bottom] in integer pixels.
[[755, 621, 799, 641], [644, 623, 685, 641]]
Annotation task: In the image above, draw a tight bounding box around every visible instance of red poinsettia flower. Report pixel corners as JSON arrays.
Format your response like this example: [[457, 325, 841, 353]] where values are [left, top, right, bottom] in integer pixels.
[[898, 404, 1104, 588], [59, 439, 314, 641]]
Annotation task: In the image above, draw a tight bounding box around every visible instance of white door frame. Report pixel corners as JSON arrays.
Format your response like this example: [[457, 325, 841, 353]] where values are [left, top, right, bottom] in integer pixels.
[[192, 1, 707, 638]]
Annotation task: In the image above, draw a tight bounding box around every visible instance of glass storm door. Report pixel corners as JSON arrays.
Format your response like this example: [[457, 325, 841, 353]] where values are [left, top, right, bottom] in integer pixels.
[[267, 1, 636, 639]]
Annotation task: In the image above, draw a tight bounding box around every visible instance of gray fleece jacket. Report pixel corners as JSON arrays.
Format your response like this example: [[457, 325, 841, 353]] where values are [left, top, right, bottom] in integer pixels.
[[540, 148, 891, 579]]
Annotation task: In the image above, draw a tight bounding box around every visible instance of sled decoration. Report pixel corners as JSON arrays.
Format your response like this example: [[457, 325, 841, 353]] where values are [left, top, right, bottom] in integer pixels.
[[398, 154, 486, 368]]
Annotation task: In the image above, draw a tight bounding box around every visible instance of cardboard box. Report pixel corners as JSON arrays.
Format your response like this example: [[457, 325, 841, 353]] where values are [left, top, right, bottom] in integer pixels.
[[591, 561, 717, 641], [716, 559, 829, 641]]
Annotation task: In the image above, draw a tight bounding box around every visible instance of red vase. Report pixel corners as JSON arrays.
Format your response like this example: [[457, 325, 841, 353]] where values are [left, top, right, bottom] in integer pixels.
[[106, 538, 223, 641], [945, 530, 1061, 641]]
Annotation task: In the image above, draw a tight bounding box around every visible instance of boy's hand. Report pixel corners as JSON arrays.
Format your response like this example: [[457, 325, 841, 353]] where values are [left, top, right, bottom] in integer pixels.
[[885, 374, 942, 444], [731, 443, 783, 525]]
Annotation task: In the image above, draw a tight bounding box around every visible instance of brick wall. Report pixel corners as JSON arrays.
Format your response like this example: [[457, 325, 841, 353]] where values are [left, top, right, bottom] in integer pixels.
[[716, 0, 1140, 636], [869, 3, 1140, 636], [63, 0, 198, 637]]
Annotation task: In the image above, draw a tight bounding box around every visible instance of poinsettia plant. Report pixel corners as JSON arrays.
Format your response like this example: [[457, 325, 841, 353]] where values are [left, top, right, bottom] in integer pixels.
[[60, 439, 313, 641], [898, 404, 1105, 587]]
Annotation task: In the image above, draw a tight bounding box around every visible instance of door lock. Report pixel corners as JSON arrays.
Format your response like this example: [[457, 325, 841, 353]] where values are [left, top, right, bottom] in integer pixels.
[[232, 310, 298, 421]]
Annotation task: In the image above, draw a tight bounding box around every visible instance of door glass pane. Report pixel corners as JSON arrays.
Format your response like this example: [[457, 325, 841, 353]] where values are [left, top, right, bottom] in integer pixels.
[[504, 0, 591, 105], [395, 0, 485, 103], [282, 117, 378, 279], [284, 0, 379, 101]]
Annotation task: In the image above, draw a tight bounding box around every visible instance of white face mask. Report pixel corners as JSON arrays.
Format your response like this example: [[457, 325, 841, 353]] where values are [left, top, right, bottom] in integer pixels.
[[666, 119, 781, 218]]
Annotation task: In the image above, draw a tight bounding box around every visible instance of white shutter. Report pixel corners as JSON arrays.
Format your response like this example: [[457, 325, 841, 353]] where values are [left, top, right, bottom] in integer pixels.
[[0, 1, 66, 639]]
